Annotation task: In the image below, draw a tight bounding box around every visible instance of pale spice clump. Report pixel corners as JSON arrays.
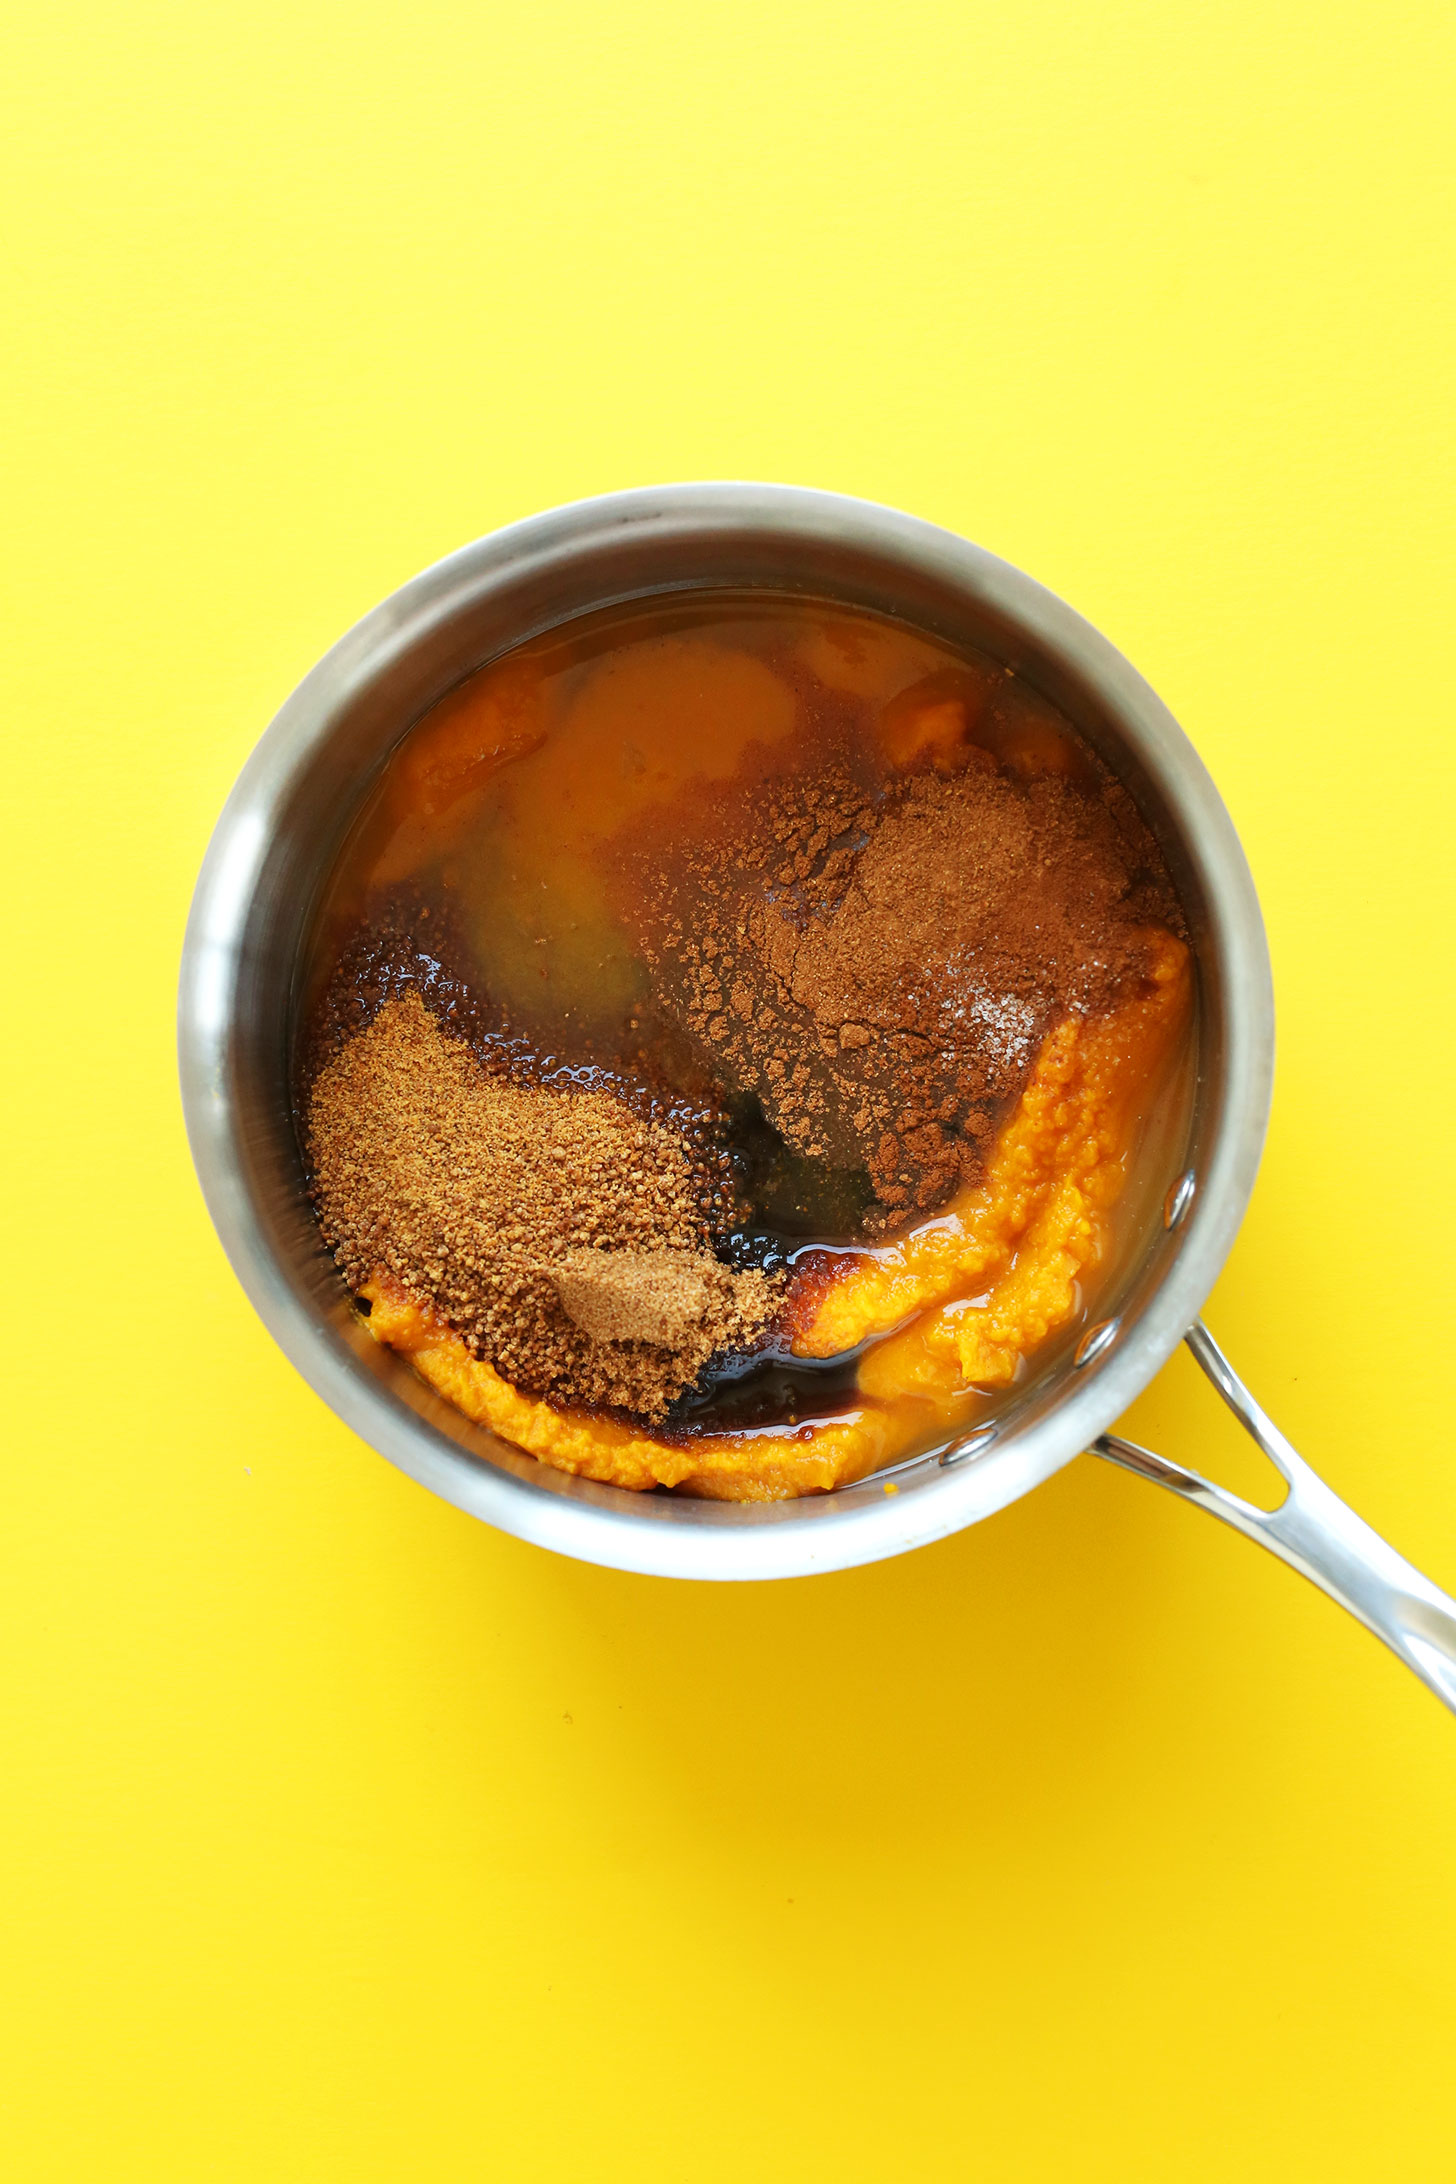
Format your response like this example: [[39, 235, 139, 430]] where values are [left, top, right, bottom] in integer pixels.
[[552, 1249, 731, 1349], [306, 992, 779, 1420]]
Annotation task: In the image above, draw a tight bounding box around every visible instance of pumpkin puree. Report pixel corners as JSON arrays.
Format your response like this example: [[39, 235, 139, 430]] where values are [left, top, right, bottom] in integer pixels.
[[356, 930, 1190, 1501]]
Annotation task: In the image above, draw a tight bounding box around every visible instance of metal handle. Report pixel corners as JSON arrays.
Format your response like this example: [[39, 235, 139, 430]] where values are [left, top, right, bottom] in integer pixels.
[[1093, 1321, 1456, 1716]]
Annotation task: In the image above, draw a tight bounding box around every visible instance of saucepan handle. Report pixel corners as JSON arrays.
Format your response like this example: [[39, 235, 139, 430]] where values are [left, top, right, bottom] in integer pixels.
[[1092, 1321, 1456, 1716]]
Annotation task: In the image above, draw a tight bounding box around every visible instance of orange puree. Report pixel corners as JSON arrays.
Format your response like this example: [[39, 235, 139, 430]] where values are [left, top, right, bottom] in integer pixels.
[[355, 930, 1190, 1501], [359, 1276, 932, 1501]]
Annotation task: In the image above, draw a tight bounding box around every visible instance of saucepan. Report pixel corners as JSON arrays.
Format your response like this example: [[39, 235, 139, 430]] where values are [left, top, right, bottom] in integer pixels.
[[178, 483, 1456, 1713]]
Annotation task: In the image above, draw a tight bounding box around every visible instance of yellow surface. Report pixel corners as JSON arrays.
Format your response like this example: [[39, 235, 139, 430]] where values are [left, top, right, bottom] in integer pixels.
[[4, 3, 1455, 2176]]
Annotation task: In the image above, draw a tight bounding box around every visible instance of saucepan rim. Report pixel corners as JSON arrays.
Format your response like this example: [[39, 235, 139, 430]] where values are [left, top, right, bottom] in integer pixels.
[[178, 482, 1274, 1580]]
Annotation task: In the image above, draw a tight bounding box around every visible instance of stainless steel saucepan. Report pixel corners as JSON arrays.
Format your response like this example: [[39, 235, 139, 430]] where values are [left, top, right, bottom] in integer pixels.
[[178, 484, 1456, 1713]]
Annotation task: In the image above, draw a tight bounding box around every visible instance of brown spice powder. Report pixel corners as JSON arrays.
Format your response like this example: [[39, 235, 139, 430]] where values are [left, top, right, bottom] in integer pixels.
[[306, 992, 779, 1420], [613, 748, 1183, 1228]]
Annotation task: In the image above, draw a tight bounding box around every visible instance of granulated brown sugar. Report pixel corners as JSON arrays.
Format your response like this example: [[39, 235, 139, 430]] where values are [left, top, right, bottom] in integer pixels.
[[306, 992, 780, 1419], [613, 746, 1183, 1228]]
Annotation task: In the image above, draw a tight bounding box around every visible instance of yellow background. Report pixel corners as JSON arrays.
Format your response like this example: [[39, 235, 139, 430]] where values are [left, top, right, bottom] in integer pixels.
[[5, 3, 1455, 2176]]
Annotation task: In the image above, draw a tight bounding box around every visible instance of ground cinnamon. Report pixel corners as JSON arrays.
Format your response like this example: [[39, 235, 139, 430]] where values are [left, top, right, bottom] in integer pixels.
[[612, 745, 1182, 1228]]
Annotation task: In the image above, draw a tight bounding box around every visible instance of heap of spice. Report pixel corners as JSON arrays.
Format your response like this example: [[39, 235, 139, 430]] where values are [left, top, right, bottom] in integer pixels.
[[611, 747, 1183, 1229], [306, 991, 779, 1419]]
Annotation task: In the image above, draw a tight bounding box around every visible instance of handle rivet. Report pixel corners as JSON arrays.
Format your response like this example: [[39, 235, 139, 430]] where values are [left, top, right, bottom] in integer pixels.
[[1164, 1169, 1196, 1230], [940, 1424, 998, 1467], [1074, 1317, 1120, 1368]]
